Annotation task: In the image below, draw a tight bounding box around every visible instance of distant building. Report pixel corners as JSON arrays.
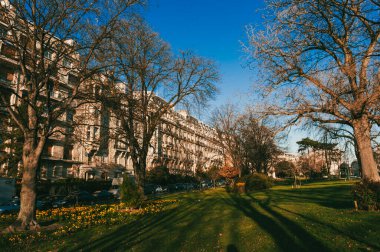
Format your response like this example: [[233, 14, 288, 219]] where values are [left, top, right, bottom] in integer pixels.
[[351, 161, 361, 177], [277, 153, 298, 163], [275, 150, 342, 177]]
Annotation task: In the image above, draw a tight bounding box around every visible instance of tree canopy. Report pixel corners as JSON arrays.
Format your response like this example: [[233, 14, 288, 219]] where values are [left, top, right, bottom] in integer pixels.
[[245, 0, 380, 181]]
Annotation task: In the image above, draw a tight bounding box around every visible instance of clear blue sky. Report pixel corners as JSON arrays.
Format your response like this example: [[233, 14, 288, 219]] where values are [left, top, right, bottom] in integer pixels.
[[142, 0, 305, 153], [143, 0, 264, 105]]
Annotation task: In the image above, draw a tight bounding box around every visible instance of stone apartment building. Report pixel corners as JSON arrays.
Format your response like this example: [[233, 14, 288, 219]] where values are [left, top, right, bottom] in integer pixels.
[[149, 109, 222, 175], [0, 8, 81, 179], [70, 89, 223, 180], [1, 50, 222, 180], [0, 2, 222, 180]]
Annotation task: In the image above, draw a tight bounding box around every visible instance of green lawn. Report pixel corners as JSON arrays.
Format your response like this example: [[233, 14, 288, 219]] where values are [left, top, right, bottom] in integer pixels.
[[9, 180, 380, 251]]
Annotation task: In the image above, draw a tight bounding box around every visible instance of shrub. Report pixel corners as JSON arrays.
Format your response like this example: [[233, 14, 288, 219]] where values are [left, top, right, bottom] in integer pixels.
[[146, 165, 170, 185], [352, 180, 380, 211], [120, 175, 144, 208], [245, 173, 273, 191]]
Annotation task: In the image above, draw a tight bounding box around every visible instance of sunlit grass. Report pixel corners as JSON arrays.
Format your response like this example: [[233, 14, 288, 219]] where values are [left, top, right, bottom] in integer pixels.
[[2, 180, 379, 251]]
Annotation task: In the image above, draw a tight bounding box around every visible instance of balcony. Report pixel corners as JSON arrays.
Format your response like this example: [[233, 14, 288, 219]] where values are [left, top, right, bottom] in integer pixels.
[[0, 66, 14, 89], [0, 43, 17, 59], [114, 143, 126, 151], [0, 74, 12, 84]]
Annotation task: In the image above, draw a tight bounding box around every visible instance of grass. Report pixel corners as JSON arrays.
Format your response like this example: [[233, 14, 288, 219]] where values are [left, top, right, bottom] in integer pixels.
[[5, 180, 380, 251]]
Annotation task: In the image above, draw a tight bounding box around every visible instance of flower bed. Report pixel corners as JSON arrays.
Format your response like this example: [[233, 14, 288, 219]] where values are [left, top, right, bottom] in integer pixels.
[[1, 199, 178, 246]]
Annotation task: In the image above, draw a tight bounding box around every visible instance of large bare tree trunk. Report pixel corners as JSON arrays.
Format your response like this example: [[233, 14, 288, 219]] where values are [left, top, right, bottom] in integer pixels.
[[353, 141, 362, 177], [132, 154, 147, 197], [8, 135, 43, 232], [17, 158, 38, 228], [353, 117, 380, 181]]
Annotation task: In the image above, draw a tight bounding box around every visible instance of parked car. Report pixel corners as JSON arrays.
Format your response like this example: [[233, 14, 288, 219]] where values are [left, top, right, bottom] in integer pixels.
[[51, 195, 66, 208], [175, 183, 186, 191], [155, 186, 163, 193], [201, 181, 212, 189], [108, 186, 121, 200], [0, 197, 20, 214], [155, 186, 167, 193], [144, 184, 156, 195], [53, 191, 95, 207], [216, 180, 226, 187], [36, 195, 55, 210], [184, 183, 195, 190], [93, 190, 114, 200], [0, 178, 16, 205], [168, 184, 177, 192]]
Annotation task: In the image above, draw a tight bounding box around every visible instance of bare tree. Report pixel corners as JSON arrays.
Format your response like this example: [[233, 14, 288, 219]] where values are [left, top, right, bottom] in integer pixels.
[[102, 18, 219, 194], [212, 104, 280, 176], [238, 111, 281, 174], [0, 0, 139, 230], [211, 104, 245, 177], [245, 0, 380, 181], [317, 123, 380, 176]]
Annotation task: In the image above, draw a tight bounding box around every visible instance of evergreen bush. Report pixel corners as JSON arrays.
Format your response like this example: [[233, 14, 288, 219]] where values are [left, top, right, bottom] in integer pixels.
[[245, 173, 273, 191], [352, 180, 380, 211], [120, 175, 144, 208]]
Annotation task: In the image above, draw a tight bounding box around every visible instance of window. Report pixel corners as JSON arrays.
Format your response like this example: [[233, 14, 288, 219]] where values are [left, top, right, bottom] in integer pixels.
[[20, 35, 28, 47], [44, 49, 53, 60], [94, 85, 101, 98], [53, 166, 63, 177], [47, 145, 53, 157], [1, 44, 16, 59], [93, 107, 100, 118], [86, 126, 91, 140], [21, 90, 28, 98], [40, 167, 47, 179], [66, 110, 74, 122], [93, 127, 99, 138], [0, 26, 6, 38], [62, 57, 72, 68], [68, 74, 79, 85], [48, 82, 55, 97], [0, 66, 14, 83], [64, 146, 73, 160], [47, 166, 53, 178]]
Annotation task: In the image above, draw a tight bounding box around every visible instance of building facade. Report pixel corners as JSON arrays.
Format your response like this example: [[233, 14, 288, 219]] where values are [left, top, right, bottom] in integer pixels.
[[70, 96, 223, 180], [0, 9, 80, 179]]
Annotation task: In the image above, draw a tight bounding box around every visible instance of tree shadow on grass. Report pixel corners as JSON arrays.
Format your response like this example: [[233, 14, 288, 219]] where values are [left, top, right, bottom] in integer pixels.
[[64, 208, 181, 251], [64, 216, 150, 251], [224, 193, 331, 252], [264, 185, 354, 210], [274, 205, 380, 251], [227, 244, 239, 252], [67, 193, 216, 252]]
